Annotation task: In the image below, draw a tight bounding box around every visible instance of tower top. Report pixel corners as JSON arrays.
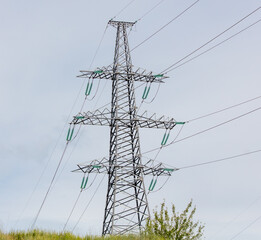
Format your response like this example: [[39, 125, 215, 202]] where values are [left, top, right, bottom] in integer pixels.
[[108, 19, 136, 28]]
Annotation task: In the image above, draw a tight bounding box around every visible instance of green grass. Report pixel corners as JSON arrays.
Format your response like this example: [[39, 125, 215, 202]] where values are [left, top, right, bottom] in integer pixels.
[[0, 230, 164, 240]]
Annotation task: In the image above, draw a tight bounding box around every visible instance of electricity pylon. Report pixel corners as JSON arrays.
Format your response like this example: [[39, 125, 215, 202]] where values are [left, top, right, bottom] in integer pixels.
[[71, 20, 182, 235]]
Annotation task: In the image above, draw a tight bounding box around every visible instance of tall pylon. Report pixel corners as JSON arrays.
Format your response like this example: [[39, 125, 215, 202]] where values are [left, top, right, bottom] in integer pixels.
[[71, 20, 182, 235]]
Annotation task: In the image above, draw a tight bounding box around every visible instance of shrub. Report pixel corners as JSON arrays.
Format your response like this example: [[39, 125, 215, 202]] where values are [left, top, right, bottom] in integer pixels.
[[145, 200, 204, 240]]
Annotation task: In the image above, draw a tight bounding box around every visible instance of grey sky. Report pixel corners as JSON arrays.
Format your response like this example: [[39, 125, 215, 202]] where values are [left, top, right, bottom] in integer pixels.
[[0, 0, 261, 239]]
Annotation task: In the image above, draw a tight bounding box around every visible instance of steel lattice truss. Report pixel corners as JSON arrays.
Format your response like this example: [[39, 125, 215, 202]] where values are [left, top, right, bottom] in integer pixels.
[[71, 20, 180, 235], [71, 108, 177, 129], [77, 67, 167, 83], [73, 158, 179, 176]]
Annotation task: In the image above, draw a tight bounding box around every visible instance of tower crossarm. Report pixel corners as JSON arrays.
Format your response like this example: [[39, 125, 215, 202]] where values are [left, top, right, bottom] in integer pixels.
[[71, 109, 182, 130], [77, 67, 168, 83], [72, 157, 179, 177]]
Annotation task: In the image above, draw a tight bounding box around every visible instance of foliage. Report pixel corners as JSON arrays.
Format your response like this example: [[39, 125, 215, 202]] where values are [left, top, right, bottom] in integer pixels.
[[0, 230, 84, 240], [0, 230, 164, 240], [144, 200, 204, 240]]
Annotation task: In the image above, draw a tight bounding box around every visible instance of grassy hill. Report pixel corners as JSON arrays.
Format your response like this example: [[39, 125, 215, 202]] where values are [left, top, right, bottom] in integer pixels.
[[0, 230, 163, 240]]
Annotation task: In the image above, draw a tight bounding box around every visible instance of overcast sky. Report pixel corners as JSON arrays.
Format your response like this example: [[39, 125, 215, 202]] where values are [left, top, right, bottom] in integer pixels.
[[1, 0, 261, 239]]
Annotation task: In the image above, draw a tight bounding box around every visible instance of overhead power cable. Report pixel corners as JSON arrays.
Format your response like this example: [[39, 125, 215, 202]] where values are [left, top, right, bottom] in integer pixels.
[[18, 21, 109, 230], [142, 106, 261, 155], [72, 174, 106, 232], [170, 106, 261, 145], [136, 0, 166, 22], [51, 132, 84, 192], [92, 9, 261, 115], [63, 190, 82, 232], [146, 147, 261, 175], [62, 173, 100, 232], [209, 195, 261, 240], [161, 6, 261, 74], [13, 122, 68, 228], [15, 81, 91, 228], [111, 0, 136, 20], [131, 0, 200, 52], [104, 0, 198, 79], [229, 214, 261, 239], [30, 24, 109, 226], [178, 149, 261, 170], [188, 94, 261, 122], [31, 142, 69, 229], [168, 18, 261, 72], [79, 24, 109, 116]]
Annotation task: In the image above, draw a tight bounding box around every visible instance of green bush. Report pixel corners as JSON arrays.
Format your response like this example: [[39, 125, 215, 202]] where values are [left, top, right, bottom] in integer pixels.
[[144, 200, 204, 240]]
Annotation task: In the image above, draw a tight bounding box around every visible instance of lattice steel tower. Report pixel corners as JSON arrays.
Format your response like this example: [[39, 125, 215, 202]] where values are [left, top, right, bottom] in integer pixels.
[[71, 20, 181, 235]]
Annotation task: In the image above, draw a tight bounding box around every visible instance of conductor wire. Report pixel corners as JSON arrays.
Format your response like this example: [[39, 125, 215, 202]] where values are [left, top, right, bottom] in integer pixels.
[[187, 94, 261, 123], [162, 6, 261, 74], [63, 190, 82, 232], [31, 142, 70, 229], [229, 214, 261, 239], [111, 0, 136, 20], [142, 106, 261, 155], [72, 174, 106, 232], [136, 0, 166, 22], [131, 0, 200, 52], [167, 18, 261, 72], [62, 173, 98, 232]]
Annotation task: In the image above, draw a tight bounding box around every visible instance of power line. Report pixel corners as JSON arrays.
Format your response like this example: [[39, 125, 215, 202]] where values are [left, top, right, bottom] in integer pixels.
[[167, 18, 261, 72], [85, 24, 109, 102], [188, 94, 261, 122], [111, 0, 136, 20], [107, 0, 168, 64], [178, 149, 261, 170], [142, 106, 261, 155], [62, 190, 82, 232], [30, 23, 110, 225], [30, 57, 105, 229], [13, 121, 68, 229], [91, 16, 261, 126], [14, 83, 88, 229], [31, 142, 69, 229], [72, 174, 106, 232], [209, 196, 261, 240], [229, 214, 261, 239], [16, 21, 110, 230], [51, 130, 83, 192], [146, 148, 261, 175], [62, 173, 99, 232], [136, 0, 166, 22], [161, 6, 261, 73], [170, 106, 261, 145], [31, 24, 108, 229], [95, 0, 190, 111], [91, 16, 261, 120], [131, 0, 200, 52]]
